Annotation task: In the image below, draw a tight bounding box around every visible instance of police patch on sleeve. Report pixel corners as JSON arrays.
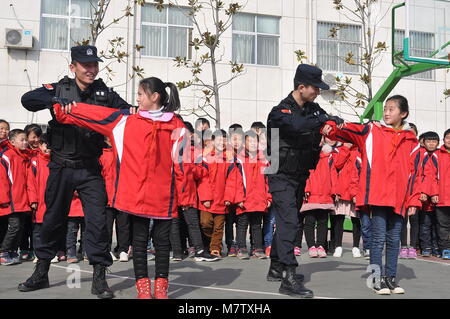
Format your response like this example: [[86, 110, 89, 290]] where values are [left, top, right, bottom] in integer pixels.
[[42, 84, 54, 90], [281, 109, 292, 114]]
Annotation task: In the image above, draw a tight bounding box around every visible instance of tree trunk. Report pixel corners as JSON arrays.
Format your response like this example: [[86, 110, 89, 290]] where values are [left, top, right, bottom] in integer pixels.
[[211, 51, 221, 128]]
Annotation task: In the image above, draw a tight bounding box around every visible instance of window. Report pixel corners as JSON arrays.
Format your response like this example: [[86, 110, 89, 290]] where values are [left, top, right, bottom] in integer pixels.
[[232, 13, 280, 66], [394, 30, 435, 80], [317, 22, 361, 73], [40, 0, 92, 50], [141, 4, 193, 58]]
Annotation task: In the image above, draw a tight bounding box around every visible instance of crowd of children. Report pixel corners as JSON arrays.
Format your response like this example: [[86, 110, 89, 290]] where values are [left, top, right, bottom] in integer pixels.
[[1, 85, 450, 298]]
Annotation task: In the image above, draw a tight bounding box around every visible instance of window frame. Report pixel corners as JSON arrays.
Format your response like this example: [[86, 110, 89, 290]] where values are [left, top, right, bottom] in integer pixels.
[[40, 0, 92, 52], [316, 21, 362, 74], [232, 13, 281, 67], [140, 5, 194, 59]]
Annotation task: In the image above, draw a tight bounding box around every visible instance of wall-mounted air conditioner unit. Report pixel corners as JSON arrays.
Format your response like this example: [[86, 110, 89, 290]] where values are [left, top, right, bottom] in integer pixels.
[[5, 28, 33, 49]]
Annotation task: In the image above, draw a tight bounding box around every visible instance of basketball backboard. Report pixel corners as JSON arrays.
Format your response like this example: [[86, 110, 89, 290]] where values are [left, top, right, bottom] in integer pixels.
[[404, 0, 450, 65]]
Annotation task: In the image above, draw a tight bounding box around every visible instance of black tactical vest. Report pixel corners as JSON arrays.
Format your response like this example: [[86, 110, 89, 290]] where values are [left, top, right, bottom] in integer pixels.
[[268, 99, 323, 175], [48, 76, 111, 162]]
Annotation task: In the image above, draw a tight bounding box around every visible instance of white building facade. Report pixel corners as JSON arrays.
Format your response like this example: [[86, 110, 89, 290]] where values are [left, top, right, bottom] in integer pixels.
[[0, 0, 449, 135]]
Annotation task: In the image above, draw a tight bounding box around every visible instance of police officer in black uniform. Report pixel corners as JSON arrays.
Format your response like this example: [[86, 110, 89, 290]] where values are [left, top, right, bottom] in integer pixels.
[[18, 45, 132, 299], [265, 64, 343, 298]]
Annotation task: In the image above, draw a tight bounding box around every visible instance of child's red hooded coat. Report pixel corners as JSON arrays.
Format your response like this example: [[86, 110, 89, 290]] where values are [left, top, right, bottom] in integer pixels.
[[234, 152, 272, 214], [335, 146, 362, 201], [30, 151, 50, 223], [197, 149, 239, 214], [0, 145, 37, 216], [304, 150, 338, 204], [436, 145, 450, 207], [325, 121, 421, 217], [54, 103, 187, 219]]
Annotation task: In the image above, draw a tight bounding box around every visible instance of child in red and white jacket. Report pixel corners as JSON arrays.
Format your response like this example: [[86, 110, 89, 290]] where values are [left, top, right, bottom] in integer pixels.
[[65, 193, 85, 263], [176, 125, 218, 262], [332, 143, 363, 258], [198, 129, 241, 259], [234, 130, 272, 260], [0, 129, 37, 265], [435, 128, 450, 260], [53, 77, 188, 299], [301, 137, 338, 258], [100, 138, 131, 263], [414, 131, 440, 257], [0, 119, 10, 152]]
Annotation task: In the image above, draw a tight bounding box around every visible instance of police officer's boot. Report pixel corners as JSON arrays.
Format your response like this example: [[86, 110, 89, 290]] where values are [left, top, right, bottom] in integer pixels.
[[267, 259, 305, 282], [91, 264, 115, 299], [18, 259, 51, 292], [279, 265, 313, 298]]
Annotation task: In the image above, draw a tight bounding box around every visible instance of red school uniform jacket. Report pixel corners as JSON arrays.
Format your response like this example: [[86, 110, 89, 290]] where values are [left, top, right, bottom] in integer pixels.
[[234, 152, 272, 214], [68, 193, 84, 217], [304, 150, 338, 204], [99, 147, 116, 207], [30, 151, 50, 223], [0, 144, 37, 216], [197, 149, 239, 214], [325, 121, 421, 216], [178, 145, 213, 209], [417, 150, 439, 212], [335, 146, 362, 202], [53, 103, 187, 219], [436, 145, 450, 207]]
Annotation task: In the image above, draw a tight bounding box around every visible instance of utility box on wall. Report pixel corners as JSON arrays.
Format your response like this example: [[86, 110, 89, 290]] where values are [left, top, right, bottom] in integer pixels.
[[5, 28, 33, 49]]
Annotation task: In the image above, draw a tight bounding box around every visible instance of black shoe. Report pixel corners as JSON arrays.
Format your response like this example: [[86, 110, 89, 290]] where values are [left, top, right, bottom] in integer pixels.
[[432, 248, 442, 258], [91, 264, 115, 299], [18, 259, 50, 292], [267, 259, 304, 282], [194, 250, 220, 262], [372, 276, 391, 295], [279, 266, 313, 298], [385, 277, 405, 294]]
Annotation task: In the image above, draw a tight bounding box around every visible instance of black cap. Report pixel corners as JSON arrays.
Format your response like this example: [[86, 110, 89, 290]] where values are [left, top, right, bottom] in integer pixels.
[[71, 45, 103, 63], [294, 64, 329, 90]]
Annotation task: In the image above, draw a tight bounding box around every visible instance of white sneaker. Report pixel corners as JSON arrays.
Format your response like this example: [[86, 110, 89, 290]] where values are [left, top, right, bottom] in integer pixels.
[[352, 247, 362, 258], [364, 249, 370, 259], [50, 255, 59, 263], [110, 252, 118, 262], [119, 251, 129, 262], [33, 257, 38, 263], [333, 246, 343, 257]]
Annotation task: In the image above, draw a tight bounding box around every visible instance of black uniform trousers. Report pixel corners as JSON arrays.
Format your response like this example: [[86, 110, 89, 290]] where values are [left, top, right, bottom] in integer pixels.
[[268, 172, 309, 267], [35, 162, 113, 266]]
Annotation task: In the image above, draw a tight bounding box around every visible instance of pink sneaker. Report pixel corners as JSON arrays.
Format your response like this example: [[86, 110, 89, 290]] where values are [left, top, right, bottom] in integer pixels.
[[317, 246, 327, 258], [407, 248, 417, 259], [399, 248, 408, 259], [308, 246, 318, 258], [294, 247, 301, 256]]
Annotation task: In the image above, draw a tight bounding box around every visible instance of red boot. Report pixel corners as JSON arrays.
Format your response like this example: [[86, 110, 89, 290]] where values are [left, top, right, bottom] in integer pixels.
[[154, 278, 169, 299], [136, 278, 152, 299]]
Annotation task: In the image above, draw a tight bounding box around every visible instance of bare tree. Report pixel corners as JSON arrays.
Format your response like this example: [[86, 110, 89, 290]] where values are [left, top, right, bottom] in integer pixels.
[[155, 0, 245, 128]]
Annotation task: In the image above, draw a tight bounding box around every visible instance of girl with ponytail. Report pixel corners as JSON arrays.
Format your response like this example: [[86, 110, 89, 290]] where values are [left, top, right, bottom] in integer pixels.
[[52, 76, 189, 299]]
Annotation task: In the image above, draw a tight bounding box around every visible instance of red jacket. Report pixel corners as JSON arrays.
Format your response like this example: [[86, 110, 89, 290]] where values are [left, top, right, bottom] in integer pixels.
[[54, 103, 187, 219], [0, 145, 37, 216], [325, 121, 420, 216], [335, 146, 362, 202], [197, 149, 240, 214], [68, 193, 84, 217], [436, 145, 450, 207], [30, 151, 50, 223], [304, 150, 338, 204], [178, 146, 213, 209], [235, 152, 272, 214], [0, 139, 9, 152], [99, 147, 116, 207]]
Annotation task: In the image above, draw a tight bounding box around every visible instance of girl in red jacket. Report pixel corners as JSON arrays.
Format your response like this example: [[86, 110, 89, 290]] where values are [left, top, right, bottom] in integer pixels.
[[301, 137, 338, 258], [332, 143, 363, 258], [0, 119, 10, 150], [323, 95, 420, 295], [0, 129, 37, 265], [435, 129, 450, 260], [234, 130, 271, 260], [54, 77, 187, 299]]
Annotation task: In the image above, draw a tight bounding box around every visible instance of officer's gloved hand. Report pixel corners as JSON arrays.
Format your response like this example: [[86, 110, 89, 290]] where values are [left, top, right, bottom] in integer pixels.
[[51, 96, 75, 107]]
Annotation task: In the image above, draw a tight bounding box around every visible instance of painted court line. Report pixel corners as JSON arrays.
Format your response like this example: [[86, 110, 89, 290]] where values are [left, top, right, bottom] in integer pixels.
[[50, 264, 338, 299]]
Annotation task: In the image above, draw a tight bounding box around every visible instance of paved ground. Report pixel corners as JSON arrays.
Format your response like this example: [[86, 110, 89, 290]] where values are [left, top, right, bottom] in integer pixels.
[[1, 233, 450, 299]]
